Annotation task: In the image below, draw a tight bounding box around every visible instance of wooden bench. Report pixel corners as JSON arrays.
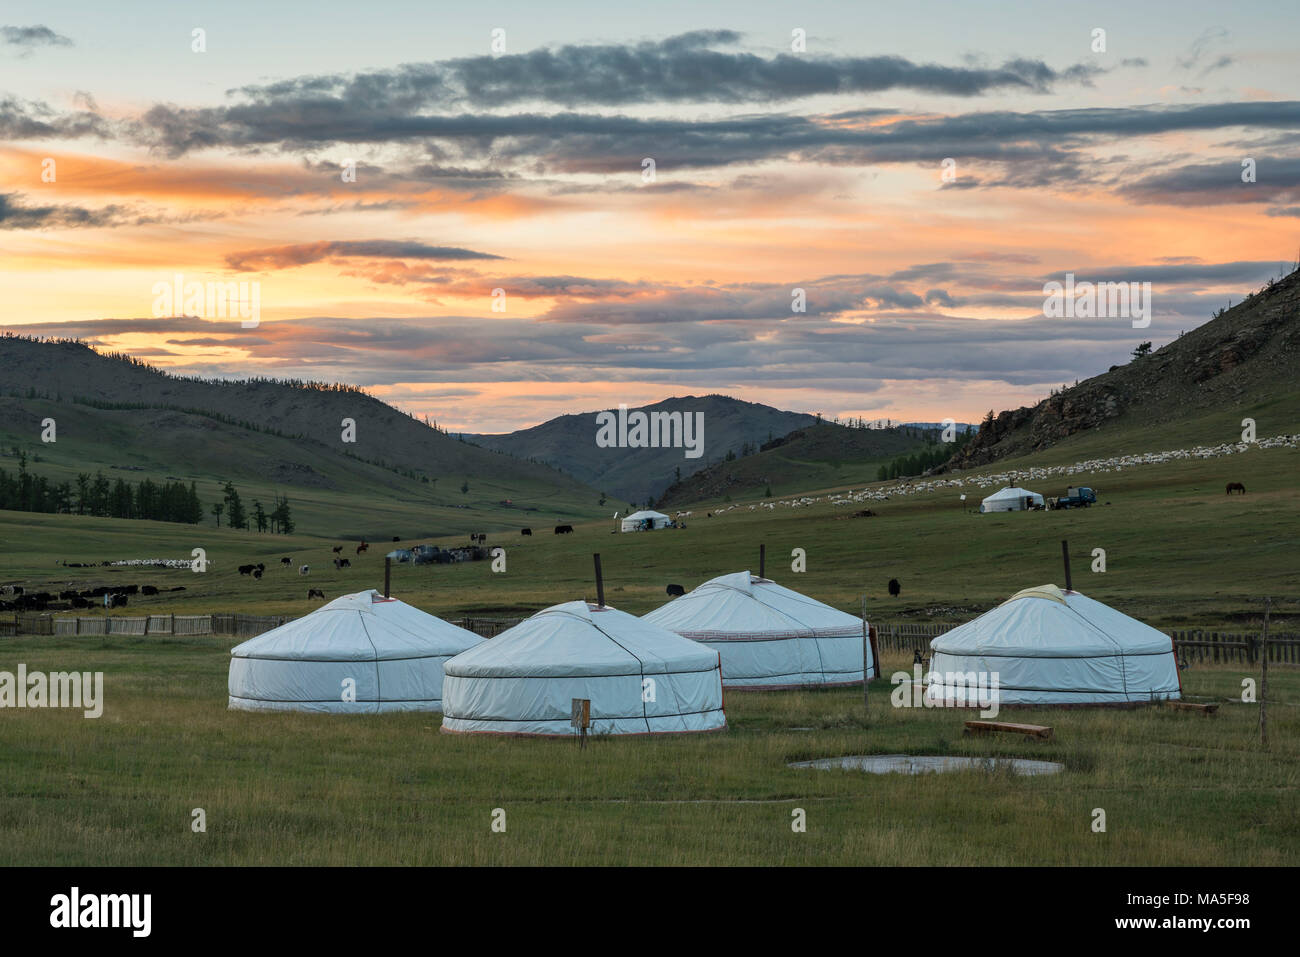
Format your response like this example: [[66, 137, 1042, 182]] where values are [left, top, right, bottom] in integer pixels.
[[1166, 701, 1219, 715], [963, 720, 1053, 740]]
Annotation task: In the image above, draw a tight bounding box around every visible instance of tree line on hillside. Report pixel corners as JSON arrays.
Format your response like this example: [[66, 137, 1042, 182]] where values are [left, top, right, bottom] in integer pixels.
[[877, 429, 976, 481], [0, 452, 204, 523], [0, 449, 295, 532], [210, 483, 294, 533]]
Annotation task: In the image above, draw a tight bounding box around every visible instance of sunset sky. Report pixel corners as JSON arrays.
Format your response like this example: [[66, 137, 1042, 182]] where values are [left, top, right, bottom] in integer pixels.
[[2, 1, 1298, 432]]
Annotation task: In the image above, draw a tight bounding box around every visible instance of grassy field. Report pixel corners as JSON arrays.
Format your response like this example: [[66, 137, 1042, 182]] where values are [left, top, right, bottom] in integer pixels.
[[0, 641, 1294, 866], [2, 432, 1295, 627], [0, 428, 1295, 865]]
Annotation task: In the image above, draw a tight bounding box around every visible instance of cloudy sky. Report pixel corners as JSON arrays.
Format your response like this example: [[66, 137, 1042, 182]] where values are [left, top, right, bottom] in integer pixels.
[[2, 0, 1298, 431]]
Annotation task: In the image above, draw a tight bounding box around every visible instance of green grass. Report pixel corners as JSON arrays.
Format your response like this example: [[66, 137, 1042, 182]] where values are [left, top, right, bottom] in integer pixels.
[[2, 433, 1295, 626], [0, 640, 1294, 866], [0, 427, 1296, 865]]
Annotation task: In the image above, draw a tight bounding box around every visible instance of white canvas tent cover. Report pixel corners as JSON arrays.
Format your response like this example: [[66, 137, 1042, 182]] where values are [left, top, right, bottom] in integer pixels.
[[643, 571, 870, 690], [620, 509, 671, 532], [926, 584, 1181, 705], [441, 600, 725, 735], [979, 486, 1044, 512], [228, 589, 483, 713]]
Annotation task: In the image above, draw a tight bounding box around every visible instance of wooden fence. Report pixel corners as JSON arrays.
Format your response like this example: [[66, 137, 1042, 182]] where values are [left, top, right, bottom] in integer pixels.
[[455, 617, 525, 639], [4, 612, 294, 638], [1169, 629, 1300, 665], [873, 622, 949, 653], [870, 622, 1300, 665], [2, 613, 1296, 665]]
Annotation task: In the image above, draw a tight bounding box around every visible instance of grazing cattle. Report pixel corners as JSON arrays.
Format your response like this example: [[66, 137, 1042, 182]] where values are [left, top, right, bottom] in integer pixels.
[[554, 525, 574, 534], [666, 584, 685, 597], [1226, 482, 1246, 495], [393, 536, 401, 542], [521, 527, 532, 536], [108, 594, 128, 609], [253, 569, 263, 579], [333, 558, 352, 569], [307, 588, 326, 600], [238, 564, 255, 575], [356, 542, 369, 554], [299, 565, 310, 576], [888, 578, 901, 598], [256, 563, 265, 572], [142, 585, 159, 596], [280, 557, 292, 564], [332, 545, 343, 554]]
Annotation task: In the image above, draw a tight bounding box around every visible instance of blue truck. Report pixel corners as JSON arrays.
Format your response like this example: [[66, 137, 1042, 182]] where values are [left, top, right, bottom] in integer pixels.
[[1049, 486, 1097, 509]]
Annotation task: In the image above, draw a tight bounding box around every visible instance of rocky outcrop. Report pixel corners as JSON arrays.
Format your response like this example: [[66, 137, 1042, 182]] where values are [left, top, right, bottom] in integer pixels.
[[945, 266, 1300, 470]]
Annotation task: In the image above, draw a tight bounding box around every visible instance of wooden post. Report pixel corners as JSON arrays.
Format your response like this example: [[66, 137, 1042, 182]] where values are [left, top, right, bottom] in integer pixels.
[[1060, 539, 1072, 591], [1260, 597, 1270, 749], [759, 544, 766, 579], [861, 594, 869, 709], [384, 557, 391, 598], [593, 553, 605, 607]]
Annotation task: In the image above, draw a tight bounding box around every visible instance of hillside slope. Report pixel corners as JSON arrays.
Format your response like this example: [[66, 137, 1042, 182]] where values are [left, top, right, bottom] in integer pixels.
[[0, 336, 597, 495], [948, 266, 1300, 469], [0, 336, 605, 534], [467, 395, 817, 504], [655, 422, 931, 508]]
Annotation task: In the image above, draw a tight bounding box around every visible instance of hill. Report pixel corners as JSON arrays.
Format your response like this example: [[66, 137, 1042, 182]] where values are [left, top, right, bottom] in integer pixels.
[[654, 421, 933, 508], [948, 265, 1300, 470], [465, 395, 818, 504], [0, 336, 604, 536]]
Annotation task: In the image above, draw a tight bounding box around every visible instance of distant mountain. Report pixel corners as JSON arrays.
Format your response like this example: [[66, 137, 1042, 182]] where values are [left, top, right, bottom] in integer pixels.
[[655, 421, 933, 508], [946, 265, 1300, 470], [0, 336, 602, 530], [465, 395, 817, 504]]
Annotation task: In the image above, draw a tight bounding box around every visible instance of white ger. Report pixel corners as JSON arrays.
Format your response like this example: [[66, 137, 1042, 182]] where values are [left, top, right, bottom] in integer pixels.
[[228, 590, 483, 713], [926, 584, 1182, 706], [643, 571, 873, 690], [441, 600, 726, 736]]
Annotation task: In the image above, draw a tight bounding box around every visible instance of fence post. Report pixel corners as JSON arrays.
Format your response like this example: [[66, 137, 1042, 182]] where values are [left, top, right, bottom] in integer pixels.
[[1260, 598, 1270, 750]]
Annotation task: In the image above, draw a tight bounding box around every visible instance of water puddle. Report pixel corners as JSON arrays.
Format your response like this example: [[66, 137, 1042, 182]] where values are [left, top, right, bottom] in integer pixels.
[[789, 754, 1063, 776]]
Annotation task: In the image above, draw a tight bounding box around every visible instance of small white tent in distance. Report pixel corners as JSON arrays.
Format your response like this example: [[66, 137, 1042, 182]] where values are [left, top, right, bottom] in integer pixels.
[[926, 584, 1182, 706], [228, 590, 483, 713], [644, 571, 871, 690], [620, 509, 672, 532], [979, 486, 1044, 513], [441, 600, 726, 735]]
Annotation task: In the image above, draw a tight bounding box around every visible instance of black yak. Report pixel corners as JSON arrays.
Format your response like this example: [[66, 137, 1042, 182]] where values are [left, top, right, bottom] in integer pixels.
[[888, 578, 901, 597], [666, 584, 685, 597]]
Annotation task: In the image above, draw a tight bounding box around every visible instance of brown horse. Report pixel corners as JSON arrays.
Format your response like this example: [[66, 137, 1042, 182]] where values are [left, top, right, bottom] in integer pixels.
[[1226, 482, 1246, 495]]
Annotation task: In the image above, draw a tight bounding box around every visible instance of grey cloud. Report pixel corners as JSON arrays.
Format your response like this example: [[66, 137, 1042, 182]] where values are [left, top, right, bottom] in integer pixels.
[[0, 192, 156, 229], [225, 239, 505, 271], [1, 25, 72, 52], [1122, 157, 1300, 205]]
